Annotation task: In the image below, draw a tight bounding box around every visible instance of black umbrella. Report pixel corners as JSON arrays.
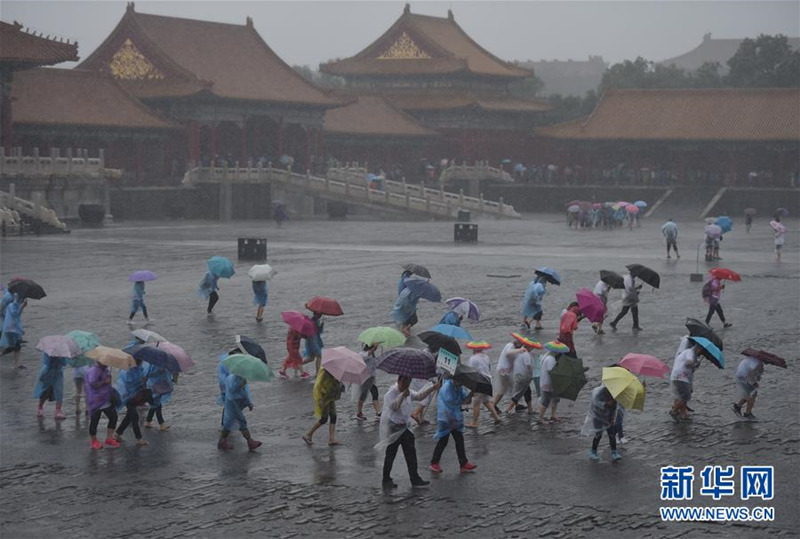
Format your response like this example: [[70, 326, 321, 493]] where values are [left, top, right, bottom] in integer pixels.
[[234, 335, 267, 364], [741, 348, 787, 368], [7, 278, 46, 300], [550, 355, 588, 401], [402, 263, 431, 279], [453, 364, 492, 396], [626, 264, 660, 289], [418, 331, 461, 356], [685, 318, 723, 351], [599, 270, 625, 289]]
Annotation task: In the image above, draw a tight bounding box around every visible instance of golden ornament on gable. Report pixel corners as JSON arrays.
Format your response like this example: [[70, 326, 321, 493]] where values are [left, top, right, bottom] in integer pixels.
[[377, 32, 431, 60], [108, 38, 165, 80]]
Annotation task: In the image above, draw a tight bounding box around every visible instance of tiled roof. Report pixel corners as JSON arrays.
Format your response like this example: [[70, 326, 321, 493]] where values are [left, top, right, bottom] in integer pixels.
[[0, 20, 79, 67], [387, 93, 551, 113], [660, 35, 800, 72], [324, 96, 439, 137], [79, 6, 341, 106], [11, 68, 176, 130], [321, 6, 531, 78], [536, 88, 800, 142]]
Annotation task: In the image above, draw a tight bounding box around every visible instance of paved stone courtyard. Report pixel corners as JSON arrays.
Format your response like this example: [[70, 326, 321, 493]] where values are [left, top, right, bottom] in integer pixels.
[[1, 214, 797, 538]]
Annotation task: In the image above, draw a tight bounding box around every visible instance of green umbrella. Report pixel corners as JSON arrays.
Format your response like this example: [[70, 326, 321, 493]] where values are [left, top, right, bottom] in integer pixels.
[[357, 326, 407, 349], [550, 355, 588, 401], [65, 330, 100, 368], [65, 330, 100, 353], [222, 353, 274, 382]]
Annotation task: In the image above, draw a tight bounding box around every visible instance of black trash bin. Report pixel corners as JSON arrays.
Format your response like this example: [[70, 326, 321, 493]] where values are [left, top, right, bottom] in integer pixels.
[[78, 204, 105, 227], [454, 223, 478, 243], [457, 209, 471, 222], [238, 238, 267, 261]]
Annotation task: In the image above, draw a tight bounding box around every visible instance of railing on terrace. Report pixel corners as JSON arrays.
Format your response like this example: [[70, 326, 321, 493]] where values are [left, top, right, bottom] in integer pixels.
[[183, 165, 520, 219], [1, 148, 106, 177], [0, 191, 67, 229]]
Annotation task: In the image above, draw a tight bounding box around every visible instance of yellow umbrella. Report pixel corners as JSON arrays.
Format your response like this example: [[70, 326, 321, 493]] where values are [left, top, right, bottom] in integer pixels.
[[602, 367, 645, 411], [85, 346, 136, 370]]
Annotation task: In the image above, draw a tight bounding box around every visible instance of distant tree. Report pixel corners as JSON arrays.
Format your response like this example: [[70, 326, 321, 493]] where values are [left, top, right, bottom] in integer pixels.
[[540, 90, 599, 124], [726, 34, 800, 87], [509, 74, 545, 99], [292, 65, 345, 89], [691, 61, 724, 88]]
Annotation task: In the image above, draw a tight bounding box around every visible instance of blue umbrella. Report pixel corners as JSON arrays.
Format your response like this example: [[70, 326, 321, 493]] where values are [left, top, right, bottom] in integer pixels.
[[429, 324, 472, 341], [404, 279, 442, 302], [634, 200, 647, 208], [715, 216, 733, 234], [534, 267, 561, 286], [124, 344, 182, 373], [690, 336, 725, 369], [207, 256, 235, 278], [128, 270, 157, 282]]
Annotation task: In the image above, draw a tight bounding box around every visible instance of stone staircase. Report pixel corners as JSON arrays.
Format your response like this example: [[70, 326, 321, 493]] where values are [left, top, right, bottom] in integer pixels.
[[0, 190, 69, 234], [183, 166, 521, 219]]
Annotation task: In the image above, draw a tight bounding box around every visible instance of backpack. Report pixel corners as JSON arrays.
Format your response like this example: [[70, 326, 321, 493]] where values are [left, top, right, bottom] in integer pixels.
[[701, 280, 713, 299]]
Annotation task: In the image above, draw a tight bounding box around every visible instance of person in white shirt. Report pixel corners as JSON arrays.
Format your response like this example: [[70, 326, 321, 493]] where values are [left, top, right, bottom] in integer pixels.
[[591, 279, 610, 334], [609, 273, 643, 331], [538, 348, 562, 422], [506, 348, 535, 414], [492, 337, 526, 410], [465, 342, 500, 426], [669, 338, 701, 421], [732, 356, 764, 419], [379, 376, 440, 489]]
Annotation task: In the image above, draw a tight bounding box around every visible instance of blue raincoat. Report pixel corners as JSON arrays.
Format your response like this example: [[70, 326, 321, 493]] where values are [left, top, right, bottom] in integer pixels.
[[216, 356, 230, 406], [0, 290, 14, 325], [0, 299, 24, 349], [438, 310, 461, 327], [520, 278, 547, 318], [252, 281, 268, 307], [390, 287, 420, 324], [130, 282, 146, 313], [143, 362, 173, 407], [397, 272, 411, 296], [433, 379, 470, 440], [33, 353, 68, 402], [222, 374, 252, 431], [197, 271, 219, 299], [304, 314, 324, 357], [116, 365, 145, 409]]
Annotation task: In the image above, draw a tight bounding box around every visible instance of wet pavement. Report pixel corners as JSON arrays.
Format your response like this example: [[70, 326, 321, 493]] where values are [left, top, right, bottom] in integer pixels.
[[1, 214, 798, 538]]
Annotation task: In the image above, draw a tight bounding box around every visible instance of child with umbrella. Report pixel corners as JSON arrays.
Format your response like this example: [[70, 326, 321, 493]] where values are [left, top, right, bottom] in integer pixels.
[[379, 375, 440, 488], [429, 376, 477, 474], [305, 312, 325, 374], [252, 280, 268, 322], [143, 361, 173, 431], [539, 341, 567, 423], [218, 371, 262, 451], [84, 362, 119, 450], [465, 341, 500, 426], [303, 368, 344, 446], [356, 343, 381, 421], [702, 271, 733, 328], [582, 385, 621, 462]]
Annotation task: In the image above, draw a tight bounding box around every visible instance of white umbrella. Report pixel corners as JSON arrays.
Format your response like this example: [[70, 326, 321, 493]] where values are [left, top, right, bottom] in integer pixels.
[[248, 264, 277, 281]]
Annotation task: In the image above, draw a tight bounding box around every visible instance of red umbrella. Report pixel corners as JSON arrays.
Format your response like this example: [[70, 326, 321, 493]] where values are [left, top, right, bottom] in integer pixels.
[[575, 288, 606, 323], [281, 311, 317, 337], [305, 296, 343, 316], [619, 353, 670, 379], [709, 268, 741, 282], [740, 348, 787, 368]]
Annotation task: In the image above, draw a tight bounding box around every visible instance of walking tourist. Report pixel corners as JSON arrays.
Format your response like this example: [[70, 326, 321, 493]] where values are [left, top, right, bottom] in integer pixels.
[[429, 377, 477, 474]]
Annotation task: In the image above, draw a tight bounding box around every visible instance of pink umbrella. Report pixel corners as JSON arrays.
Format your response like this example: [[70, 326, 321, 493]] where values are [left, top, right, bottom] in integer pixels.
[[592, 203, 602, 209], [281, 310, 317, 337], [321, 346, 369, 384], [769, 220, 786, 234], [575, 288, 606, 323], [626, 205, 640, 214], [151, 341, 195, 371], [619, 353, 669, 379]]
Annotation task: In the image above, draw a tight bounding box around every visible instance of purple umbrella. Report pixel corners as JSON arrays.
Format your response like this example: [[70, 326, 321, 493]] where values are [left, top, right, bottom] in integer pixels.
[[704, 224, 722, 239], [129, 270, 157, 282], [376, 348, 437, 380], [575, 288, 606, 323], [444, 297, 480, 321]]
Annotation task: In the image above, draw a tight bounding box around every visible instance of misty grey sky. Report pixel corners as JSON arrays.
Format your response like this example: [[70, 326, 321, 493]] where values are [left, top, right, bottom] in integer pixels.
[[3, 1, 799, 69]]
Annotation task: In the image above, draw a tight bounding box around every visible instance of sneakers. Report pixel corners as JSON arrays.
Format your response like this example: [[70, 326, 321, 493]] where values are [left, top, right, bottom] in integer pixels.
[[90, 439, 103, 450], [618, 436, 627, 445], [460, 461, 477, 473], [611, 451, 623, 462], [300, 371, 311, 379], [247, 439, 263, 452], [126, 320, 135, 327], [632, 326, 644, 331], [743, 412, 756, 419], [278, 369, 288, 379], [668, 410, 680, 423], [382, 478, 398, 489], [54, 410, 66, 420], [159, 424, 171, 432], [104, 438, 120, 449], [609, 322, 618, 331], [112, 432, 123, 442], [145, 421, 154, 429], [136, 439, 149, 446], [732, 403, 742, 416], [429, 463, 442, 473], [588, 449, 599, 460], [723, 323, 733, 328], [411, 478, 430, 488], [217, 437, 234, 450]]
